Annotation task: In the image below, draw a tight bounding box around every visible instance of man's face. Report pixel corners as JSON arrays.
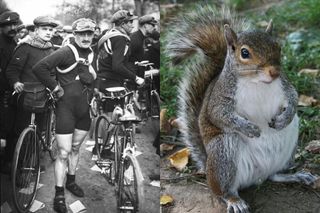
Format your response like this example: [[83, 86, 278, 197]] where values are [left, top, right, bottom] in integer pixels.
[[36, 26, 54, 41], [144, 23, 156, 36], [122, 20, 134, 34], [74, 31, 94, 48], [17, 28, 28, 39], [1, 23, 18, 38]]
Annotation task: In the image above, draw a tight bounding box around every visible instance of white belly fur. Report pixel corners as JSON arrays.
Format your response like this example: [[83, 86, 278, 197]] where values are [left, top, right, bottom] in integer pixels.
[[232, 78, 299, 190]]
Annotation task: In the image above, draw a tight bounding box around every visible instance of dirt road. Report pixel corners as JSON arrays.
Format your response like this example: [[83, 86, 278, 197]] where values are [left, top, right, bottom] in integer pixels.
[[1, 118, 159, 213]]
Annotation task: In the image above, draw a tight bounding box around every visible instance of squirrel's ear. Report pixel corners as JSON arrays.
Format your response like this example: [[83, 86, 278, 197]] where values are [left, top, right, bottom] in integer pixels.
[[224, 24, 237, 50], [265, 19, 273, 35]]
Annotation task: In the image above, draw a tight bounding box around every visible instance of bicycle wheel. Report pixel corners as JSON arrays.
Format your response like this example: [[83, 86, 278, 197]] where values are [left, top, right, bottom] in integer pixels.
[[117, 152, 144, 213], [46, 109, 58, 161], [150, 91, 160, 118], [95, 114, 114, 160], [12, 127, 40, 213]]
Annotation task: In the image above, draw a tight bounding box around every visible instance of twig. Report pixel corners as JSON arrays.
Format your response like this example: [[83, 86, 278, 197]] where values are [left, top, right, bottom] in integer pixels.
[[191, 179, 209, 188], [160, 174, 194, 181], [161, 139, 185, 146]]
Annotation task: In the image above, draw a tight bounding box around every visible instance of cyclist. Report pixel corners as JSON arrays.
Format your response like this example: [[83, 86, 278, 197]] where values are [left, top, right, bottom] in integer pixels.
[[130, 14, 158, 78], [95, 9, 144, 103], [0, 11, 20, 174], [33, 18, 97, 213], [6, 16, 58, 154]]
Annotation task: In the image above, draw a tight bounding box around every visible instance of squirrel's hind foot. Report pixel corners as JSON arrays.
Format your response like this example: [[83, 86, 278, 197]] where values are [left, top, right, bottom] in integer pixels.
[[269, 171, 318, 186], [224, 197, 250, 213]]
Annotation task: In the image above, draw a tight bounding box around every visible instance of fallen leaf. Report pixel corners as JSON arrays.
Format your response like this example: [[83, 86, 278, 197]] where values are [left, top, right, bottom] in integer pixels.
[[298, 95, 318, 106], [160, 109, 171, 133], [168, 148, 190, 171], [160, 143, 175, 152], [169, 117, 182, 130], [298, 68, 319, 77], [305, 140, 320, 154], [312, 177, 320, 189], [160, 194, 174, 205]]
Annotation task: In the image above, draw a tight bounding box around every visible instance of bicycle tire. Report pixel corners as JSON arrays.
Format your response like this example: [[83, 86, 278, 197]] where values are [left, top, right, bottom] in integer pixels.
[[46, 109, 58, 161], [150, 91, 160, 118], [117, 152, 144, 213], [95, 114, 113, 160], [12, 127, 40, 213]]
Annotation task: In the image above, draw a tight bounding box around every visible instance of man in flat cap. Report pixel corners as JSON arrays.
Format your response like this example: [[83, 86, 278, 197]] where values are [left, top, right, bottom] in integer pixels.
[[33, 18, 97, 213], [96, 9, 144, 88], [128, 15, 158, 113], [0, 11, 20, 173], [6, 16, 57, 173], [129, 15, 158, 70], [95, 10, 144, 117]]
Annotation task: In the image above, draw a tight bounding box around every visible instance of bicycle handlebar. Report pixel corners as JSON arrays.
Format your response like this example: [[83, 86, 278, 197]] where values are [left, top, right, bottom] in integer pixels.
[[99, 90, 134, 100], [135, 60, 154, 68]]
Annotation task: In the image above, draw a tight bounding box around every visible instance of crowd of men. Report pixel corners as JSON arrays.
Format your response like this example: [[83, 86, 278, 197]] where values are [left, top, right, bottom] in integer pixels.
[[0, 9, 159, 213]]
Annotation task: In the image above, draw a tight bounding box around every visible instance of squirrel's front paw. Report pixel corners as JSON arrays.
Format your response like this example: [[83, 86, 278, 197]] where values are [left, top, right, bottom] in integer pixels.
[[242, 122, 261, 138], [269, 107, 294, 130]]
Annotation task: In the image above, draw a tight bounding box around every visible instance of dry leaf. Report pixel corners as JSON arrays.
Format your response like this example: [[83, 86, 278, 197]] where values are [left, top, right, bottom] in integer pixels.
[[170, 117, 182, 130], [160, 195, 174, 205], [305, 140, 320, 154], [168, 148, 190, 171], [298, 95, 318, 106], [298, 69, 319, 77], [160, 143, 175, 152], [160, 109, 171, 133], [312, 177, 320, 189]]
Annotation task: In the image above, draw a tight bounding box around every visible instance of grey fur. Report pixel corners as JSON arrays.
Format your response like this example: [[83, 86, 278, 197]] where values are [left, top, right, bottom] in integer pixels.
[[166, 6, 249, 171]]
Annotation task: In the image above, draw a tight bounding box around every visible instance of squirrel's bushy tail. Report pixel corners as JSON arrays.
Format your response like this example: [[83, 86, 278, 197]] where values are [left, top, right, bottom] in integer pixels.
[[165, 6, 249, 171]]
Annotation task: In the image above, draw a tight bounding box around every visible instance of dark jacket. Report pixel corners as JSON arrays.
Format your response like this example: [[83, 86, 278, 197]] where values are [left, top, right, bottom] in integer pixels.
[[33, 41, 95, 91], [129, 29, 146, 64], [97, 33, 136, 88], [0, 33, 17, 91], [6, 43, 54, 87]]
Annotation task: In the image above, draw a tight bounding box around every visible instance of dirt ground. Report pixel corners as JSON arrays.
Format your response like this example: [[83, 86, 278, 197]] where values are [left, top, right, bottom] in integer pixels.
[[1, 118, 159, 213], [160, 146, 320, 213]]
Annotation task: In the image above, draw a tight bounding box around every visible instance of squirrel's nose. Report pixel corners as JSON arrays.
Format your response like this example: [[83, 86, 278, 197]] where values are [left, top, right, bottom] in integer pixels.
[[264, 66, 280, 79]]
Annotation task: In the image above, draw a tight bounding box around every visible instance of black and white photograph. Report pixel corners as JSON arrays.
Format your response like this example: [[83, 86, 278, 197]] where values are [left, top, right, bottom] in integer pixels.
[[0, 0, 160, 212]]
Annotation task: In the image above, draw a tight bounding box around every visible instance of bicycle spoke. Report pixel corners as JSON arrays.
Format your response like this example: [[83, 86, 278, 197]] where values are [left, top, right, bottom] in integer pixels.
[[12, 128, 40, 212]]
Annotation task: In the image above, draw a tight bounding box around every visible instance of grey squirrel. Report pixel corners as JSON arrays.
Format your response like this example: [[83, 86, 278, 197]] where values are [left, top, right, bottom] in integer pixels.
[[166, 6, 319, 212]]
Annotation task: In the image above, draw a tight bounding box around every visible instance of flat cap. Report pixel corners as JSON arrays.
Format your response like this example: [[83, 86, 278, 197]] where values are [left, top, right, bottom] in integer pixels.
[[139, 15, 157, 26], [0, 11, 20, 26], [17, 24, 26, 31], [111, 10, 138, 24], [33, 16, 58, 27], [72, 18, 96, 33], [26, 24, 35, 31]]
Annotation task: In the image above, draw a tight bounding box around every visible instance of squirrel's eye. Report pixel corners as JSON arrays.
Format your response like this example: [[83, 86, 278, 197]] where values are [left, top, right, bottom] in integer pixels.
[[241, 48, 250, 59]]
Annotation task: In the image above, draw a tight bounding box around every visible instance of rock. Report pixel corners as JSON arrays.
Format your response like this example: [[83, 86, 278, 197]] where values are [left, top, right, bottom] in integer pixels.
[[305, 140, 320, 154]]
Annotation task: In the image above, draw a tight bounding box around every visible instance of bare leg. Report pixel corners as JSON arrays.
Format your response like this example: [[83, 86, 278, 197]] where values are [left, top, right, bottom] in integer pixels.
[[269, 171, 318, 186], [55, 134, 73, 187], [68, 129, 88, 175]]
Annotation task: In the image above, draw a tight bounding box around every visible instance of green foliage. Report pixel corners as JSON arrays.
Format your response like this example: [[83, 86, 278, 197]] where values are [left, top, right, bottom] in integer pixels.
[[160, 38, 182, 117], [298, 107, 320, 144]]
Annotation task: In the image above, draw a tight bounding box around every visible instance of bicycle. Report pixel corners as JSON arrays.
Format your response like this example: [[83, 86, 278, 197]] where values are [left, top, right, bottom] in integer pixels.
[[11, 89, 57, 213], [135, 61, 160, 119], [94, 85, 144, 212]]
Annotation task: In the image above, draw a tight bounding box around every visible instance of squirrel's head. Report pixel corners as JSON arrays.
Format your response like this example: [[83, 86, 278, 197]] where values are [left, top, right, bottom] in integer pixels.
[[224, 20, 281, 84]]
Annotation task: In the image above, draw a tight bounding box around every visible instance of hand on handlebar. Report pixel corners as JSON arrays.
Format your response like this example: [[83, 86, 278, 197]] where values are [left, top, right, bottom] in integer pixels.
[[13, 82, 24, 93], [52, 85, 64, 98], [94, 88, 104, 99], [135, 76, 145, 86]]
